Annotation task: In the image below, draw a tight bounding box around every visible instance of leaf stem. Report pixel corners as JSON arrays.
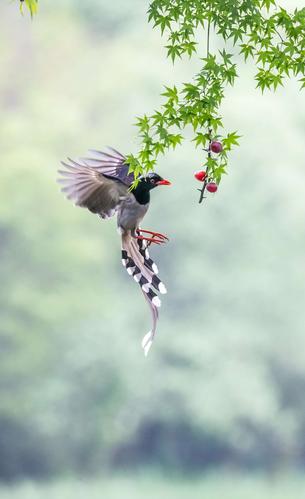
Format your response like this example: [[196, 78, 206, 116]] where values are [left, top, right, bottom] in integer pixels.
[[206, 17, 211, 59]]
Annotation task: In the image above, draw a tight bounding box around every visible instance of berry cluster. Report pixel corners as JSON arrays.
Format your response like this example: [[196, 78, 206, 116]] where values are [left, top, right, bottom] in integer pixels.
[[194, 141, 223, 198]]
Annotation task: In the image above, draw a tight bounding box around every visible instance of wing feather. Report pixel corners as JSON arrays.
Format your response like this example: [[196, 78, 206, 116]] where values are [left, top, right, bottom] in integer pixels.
[[58, 156, 129, 216], [82, 147, 134, 185]]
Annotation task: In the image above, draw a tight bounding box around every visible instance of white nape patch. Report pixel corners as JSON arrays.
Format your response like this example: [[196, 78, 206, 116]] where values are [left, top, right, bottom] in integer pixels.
[[145, 249, 149, 259], [152, 263, 159, 274], [159, 283, 167, 294], [121, 259, 127, 267], [134, 273, 141, 282], [152, 296, 161, 308], [142, 283, 151, 293], [141, 331, 153, 357], [127, 267, 135, 275]]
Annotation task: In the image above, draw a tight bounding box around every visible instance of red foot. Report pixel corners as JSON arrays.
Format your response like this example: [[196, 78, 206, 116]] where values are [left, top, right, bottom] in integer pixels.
[[136, 234, 165, 245], [137, 229, 169, 242]]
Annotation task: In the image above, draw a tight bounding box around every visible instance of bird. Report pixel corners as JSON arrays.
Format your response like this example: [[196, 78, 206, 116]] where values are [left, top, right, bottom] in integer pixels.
[[57, 147, 171, 356]]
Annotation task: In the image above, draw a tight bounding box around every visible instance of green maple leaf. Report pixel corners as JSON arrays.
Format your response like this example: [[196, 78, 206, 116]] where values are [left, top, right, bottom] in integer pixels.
[[20, 0, 38, 17]]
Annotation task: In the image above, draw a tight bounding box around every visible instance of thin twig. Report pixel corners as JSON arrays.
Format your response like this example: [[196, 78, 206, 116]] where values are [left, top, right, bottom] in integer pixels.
[[198, 126, 212, 204], [198, 17, 212, 204], [206, 17, 211, 59], [274, 26, 284, 44]]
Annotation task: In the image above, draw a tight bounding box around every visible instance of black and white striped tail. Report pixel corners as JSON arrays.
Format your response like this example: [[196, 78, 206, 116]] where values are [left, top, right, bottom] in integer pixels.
[[121, 250, 163, 307], [121, 236, 167, 356], [136, 237, 160, 276]]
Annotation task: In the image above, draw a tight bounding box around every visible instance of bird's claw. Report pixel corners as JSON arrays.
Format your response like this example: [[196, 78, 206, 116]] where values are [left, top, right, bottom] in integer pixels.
[[137, 229, 169, 243], [136, 234, 166, 246]]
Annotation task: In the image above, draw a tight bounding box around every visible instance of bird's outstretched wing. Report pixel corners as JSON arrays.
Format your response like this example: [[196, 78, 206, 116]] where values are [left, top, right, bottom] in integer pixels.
[[58, 148, 131, 217], [82, 147, 134, 186]]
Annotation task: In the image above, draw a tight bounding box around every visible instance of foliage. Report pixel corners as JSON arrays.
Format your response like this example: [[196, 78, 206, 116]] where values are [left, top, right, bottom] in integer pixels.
[[126, 0, 305, 200], [19, 0, 38, 16], [15, 1, 305, 200]]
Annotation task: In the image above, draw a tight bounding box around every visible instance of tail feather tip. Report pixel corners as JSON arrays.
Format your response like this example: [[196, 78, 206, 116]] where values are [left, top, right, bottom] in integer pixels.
[[142, 331, 153, 357], [159, 283, 167, 294], [152, 263, 159, 274], [152, 296, 161, 308]]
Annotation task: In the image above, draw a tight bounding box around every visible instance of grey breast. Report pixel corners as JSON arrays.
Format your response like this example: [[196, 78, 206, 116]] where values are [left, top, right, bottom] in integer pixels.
[[117, 194, 149, 232]]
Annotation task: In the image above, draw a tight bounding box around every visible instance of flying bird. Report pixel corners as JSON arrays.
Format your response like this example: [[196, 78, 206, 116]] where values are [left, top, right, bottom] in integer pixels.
[[57, 147, 171, 355]]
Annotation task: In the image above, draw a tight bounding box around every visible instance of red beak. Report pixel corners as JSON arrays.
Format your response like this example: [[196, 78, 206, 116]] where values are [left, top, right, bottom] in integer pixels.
[[156, 179, 171, 186]]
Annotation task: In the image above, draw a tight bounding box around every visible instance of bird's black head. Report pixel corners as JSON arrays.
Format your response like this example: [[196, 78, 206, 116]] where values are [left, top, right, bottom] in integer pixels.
[[143, 172, 171, 190], [133, 173, 171, 205]]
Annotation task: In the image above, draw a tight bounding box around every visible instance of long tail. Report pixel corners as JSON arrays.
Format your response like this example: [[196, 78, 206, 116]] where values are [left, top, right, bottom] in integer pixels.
[[121, 232, 166, 356]]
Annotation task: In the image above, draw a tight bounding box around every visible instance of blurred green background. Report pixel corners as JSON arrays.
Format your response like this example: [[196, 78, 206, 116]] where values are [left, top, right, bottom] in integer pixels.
[[1, 1, 305, 497]]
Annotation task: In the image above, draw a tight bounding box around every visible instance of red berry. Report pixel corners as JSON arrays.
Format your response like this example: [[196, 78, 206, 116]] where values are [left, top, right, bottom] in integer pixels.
[[194, 170, 206, 182], [206, 182, 218, 193], [210, 141, 223, 154]]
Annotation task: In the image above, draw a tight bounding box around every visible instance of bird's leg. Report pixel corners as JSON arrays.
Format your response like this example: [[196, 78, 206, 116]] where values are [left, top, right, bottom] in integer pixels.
[[137, 229, 168, 243]]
